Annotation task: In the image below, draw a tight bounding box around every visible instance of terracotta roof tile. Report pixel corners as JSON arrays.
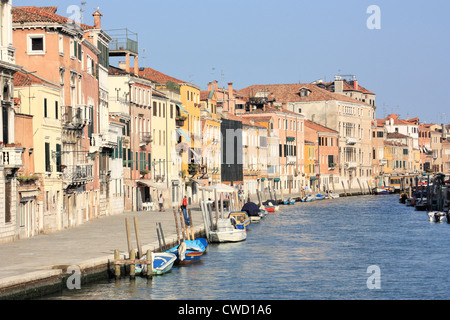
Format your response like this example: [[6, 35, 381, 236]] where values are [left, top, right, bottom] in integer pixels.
[[304, 120, 338, 134], [13, 70, 59, 89], [238, 83, 371, 107], [12, 6, 94, 30]]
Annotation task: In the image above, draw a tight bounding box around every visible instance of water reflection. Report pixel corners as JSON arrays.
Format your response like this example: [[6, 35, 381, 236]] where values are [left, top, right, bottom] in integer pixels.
[[46, 195, 450, 300]]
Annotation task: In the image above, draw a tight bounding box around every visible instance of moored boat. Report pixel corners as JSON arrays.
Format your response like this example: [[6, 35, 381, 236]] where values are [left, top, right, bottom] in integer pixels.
[[283, 198, 296, 205], [373, 187, 394, 195], [241, 202, 263, 222], [166, 239, 207, 265], [228, 211, 251, 228], [209, 218, 247, 243], [428, 212, 449, 223], [262, 200, 280, 211], [302, 195, 315, 202], [135, 252, 177, 276]]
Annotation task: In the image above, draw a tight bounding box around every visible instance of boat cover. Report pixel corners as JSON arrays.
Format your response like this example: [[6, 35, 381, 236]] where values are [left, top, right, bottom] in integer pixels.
[[241, 202, 261, 217], [262, 200, 278, 207]]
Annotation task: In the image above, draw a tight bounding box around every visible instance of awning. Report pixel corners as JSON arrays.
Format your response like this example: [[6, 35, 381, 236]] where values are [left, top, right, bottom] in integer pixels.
[[137, 180, 168, 191], [286, 137, 296, 142], [177, 104, 189, 115], [176, 128, 191, 142], [200, 184, 236, 193]]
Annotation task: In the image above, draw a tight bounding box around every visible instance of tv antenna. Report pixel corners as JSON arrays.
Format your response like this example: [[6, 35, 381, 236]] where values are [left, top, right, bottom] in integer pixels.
[[80, 2, 86, 24]]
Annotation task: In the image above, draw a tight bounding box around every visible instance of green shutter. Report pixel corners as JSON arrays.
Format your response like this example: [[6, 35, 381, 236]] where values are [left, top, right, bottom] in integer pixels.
[[56, 144, 62, 172], [45, 143, 51, 172]]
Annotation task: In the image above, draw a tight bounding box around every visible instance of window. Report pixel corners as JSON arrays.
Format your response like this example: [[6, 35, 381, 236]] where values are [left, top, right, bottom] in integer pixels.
[[45, 143, 51, 172], [59, 35, 64, 55], [56, 144, 62, 172], [55, 101, 59, 119], [28, 35, 45, 54], [44, 98, 48, 118]]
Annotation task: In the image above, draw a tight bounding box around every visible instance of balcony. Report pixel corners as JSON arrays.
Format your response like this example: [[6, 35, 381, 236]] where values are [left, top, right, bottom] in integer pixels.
[[64, 105, 92, 129], [1, 147, 24, 169], [345, 162, 357, 169], [0, 46, 15, 65], [63, 164, 94, 186], [286, 156, 297, 164], [379, 159, 388, 166], [140, 132, 153, 147], [346, 137, 357, 145], [176, 116, 186, 128], [107, 28, 138, 55]]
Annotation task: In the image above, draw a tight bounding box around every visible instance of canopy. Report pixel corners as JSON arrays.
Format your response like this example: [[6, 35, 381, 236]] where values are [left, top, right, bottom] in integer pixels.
[[241, 202, 261, 217], [176, 128, 191, 142], [200, 184, 236, 193], [137, 180, 168, 191]]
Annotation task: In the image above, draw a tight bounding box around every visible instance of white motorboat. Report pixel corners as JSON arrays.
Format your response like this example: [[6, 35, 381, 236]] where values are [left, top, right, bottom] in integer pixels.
[[199, 185, 248, 244], [428, 212, 438, 223], [209, 218, 247, 243], [428, 212, 448, 223]]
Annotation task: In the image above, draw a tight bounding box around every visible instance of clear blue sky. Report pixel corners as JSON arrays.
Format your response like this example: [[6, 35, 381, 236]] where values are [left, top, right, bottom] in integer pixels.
[[14, 0, 450, 124]]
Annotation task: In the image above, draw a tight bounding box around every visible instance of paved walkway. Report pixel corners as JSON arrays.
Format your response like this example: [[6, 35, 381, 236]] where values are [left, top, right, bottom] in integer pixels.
[[0, 206, 205, 291]]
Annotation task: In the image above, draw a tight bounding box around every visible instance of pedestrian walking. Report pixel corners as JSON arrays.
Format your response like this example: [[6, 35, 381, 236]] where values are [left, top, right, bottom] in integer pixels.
[[158, 194, 165, 212]]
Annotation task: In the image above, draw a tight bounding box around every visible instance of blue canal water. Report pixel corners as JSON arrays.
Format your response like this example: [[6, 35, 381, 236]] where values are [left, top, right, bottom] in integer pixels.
[[46, 195, 450, 300]]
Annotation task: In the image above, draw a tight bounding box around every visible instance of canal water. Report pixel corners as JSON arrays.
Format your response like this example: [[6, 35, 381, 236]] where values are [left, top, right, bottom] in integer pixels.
[[45, 195, 450, 300]]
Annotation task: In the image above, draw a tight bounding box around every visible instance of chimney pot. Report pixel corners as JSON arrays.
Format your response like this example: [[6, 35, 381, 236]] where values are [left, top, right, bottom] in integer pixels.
[[93, 10, 103, 29]]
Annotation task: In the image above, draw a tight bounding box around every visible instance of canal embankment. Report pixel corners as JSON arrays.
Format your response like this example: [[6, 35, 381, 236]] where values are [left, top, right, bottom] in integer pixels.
[[0, 188, 369, 300]]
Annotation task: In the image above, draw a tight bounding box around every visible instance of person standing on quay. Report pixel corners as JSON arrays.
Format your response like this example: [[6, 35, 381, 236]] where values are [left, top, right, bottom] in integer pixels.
[[159, 194, 165, 212]]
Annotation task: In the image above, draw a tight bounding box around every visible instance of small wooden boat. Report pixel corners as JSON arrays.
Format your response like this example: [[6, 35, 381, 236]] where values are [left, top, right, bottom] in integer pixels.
[[283, 198, 296, 205], [329, 193, 340, 199], [228, 211, 251, 228], [373, 187, 394, 195], [315, 194, 325, 200], [241, 202, 263, 222], [167, 239, 207, 265], [302, 195, 315, 202], [262, 200, 280, 211], [415, 198, 428, 211], [135, 252, 177, 276]]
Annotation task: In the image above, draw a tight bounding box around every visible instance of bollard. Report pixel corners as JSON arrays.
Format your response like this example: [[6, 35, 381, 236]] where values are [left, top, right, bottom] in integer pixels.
[[114, 249, 121, 279], [129, 250, 136, 280], [146, 249, 153, 280]]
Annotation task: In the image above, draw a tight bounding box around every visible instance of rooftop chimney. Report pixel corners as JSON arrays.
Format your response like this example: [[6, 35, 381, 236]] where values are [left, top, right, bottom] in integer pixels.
[[334, 76, 343, 94], [93, 9, 103, 29]]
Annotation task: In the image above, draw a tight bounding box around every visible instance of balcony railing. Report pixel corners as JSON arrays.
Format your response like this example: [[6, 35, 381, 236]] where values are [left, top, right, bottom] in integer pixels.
[[107, 28, 138, 55], [140, 132, 153, 147], [0, 46, 15, 64], [346, 137, 357, 145], [345, 162, 358, 169], [1, 147, 24, 169], [286, 156, 297, 164], [63, 164, 94, 185], [64, 105, 92, 128]]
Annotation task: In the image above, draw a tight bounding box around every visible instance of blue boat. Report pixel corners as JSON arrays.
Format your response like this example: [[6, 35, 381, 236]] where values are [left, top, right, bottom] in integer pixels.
[[166, 239, 208, 265], [283, 198, 296, 205], [135, 252, 177, 276], [315, 194, 325, 200]]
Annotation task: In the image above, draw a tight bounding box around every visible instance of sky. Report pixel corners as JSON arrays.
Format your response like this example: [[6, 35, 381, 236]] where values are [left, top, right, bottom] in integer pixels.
[[13, 0, 450, 124]]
